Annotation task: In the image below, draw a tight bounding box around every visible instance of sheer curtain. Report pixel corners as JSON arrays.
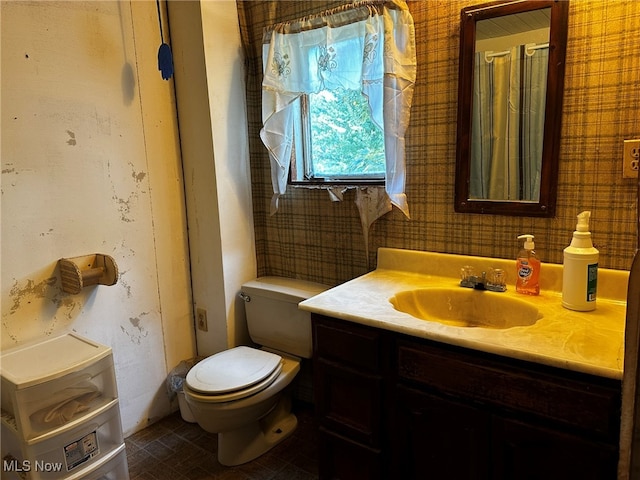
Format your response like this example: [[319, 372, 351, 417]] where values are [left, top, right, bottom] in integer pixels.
[[470, 45, 548, 201], [260, 0, 416, 251]]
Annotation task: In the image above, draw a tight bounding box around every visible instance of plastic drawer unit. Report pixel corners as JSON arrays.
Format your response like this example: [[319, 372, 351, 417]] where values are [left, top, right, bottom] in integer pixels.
[[64, 444, 128, 480], [1, 333, 128, 480]]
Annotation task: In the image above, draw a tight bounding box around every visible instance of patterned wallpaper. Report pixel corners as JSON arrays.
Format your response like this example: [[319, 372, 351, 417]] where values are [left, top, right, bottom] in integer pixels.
[[237, 0, 640, 287]]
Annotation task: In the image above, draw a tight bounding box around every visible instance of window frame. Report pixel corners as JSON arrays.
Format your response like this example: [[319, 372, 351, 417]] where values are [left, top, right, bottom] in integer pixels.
[[288, 94, 386, 187]]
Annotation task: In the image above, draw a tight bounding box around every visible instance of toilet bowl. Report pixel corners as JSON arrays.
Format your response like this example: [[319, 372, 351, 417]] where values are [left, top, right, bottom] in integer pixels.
[[183, 277, 329, 466]]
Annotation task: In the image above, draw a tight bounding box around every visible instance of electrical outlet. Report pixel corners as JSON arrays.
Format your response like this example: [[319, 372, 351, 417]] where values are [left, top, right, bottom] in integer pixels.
[[196, 308, 208, 332], [623, 139, 640, 178]]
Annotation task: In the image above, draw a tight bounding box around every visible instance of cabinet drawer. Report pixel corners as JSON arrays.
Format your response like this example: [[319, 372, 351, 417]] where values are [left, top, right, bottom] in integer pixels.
[[396, 340, 620, 439], [1, 335, 118, 443], [65, 443, 129, 480], [1, 400, 124, 479], [2, 349, 117, 443], [313, 315, 382, 372]]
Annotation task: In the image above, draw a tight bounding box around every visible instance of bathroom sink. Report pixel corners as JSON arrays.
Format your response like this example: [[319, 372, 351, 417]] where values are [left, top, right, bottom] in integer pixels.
[[389, 287, 541, 329]]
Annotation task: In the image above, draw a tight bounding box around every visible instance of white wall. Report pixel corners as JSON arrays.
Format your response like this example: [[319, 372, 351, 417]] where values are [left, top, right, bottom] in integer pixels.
[[1, 1, 195, 436], [200, 0, 257, 350], [169, 0, 256, 356]]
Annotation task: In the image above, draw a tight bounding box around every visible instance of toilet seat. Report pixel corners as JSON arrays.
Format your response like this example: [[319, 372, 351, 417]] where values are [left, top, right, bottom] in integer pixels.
[[186, 346, 283, 403]]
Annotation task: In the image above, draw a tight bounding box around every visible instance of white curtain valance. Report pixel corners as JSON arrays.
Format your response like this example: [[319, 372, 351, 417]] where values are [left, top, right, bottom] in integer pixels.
[[260, 0, 417, 234], [263, 6, 384, 96]]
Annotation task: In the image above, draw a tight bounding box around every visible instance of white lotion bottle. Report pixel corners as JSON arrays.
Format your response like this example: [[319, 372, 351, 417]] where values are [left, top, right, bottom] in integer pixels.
[[562, 211, 599, 311]]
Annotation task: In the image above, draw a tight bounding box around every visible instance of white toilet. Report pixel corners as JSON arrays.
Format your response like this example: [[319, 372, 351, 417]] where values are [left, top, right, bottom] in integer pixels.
[[183, 276, 329, 466]]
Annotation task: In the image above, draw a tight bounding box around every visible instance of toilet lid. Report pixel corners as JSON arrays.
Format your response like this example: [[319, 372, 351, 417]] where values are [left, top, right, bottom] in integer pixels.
[[186, 346, 282, 396]]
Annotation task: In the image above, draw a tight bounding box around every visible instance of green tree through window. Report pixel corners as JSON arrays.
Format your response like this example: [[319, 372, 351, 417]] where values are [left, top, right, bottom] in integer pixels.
[[306, 87, 385, 180]]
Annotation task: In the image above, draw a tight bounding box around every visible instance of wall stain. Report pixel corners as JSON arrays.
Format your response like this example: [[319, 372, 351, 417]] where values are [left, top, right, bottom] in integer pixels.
[[121, 312, 150, 344], [112, 245, 134, 298], [2, 320, 18, 343], [7, 276, 80, 321], [53, 296, 79, 313], [118, 274, 132, 298], [2, 163, 19, 190], [106, 159, 145, 223], [66, 130, 77, 146], [132, 171, 146, 183], [113, 193, 138, 222], [8, 277, 57, 314], [128, 161, 147, 184]]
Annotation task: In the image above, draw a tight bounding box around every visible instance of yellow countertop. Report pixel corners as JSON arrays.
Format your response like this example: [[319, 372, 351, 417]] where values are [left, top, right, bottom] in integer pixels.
[[299, 248, 629, 380]]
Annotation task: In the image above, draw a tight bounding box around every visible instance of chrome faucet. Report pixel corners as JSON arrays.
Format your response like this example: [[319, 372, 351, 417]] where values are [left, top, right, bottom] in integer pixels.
[[460, 266, 507, 292]]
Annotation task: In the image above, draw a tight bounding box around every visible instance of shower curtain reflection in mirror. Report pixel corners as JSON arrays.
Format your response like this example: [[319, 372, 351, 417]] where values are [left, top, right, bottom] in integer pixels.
[[470, 44, 548, 201]]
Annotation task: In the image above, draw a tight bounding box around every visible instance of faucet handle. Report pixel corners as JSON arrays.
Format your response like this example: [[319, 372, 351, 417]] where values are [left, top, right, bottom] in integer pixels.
[[487, 268, 507, 291], [460, 265, 475, 282], [460, 265, 478, 288]]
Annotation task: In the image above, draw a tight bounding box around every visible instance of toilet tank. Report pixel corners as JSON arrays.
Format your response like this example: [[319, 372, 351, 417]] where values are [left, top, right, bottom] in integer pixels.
[[241, 276, 330, 359]]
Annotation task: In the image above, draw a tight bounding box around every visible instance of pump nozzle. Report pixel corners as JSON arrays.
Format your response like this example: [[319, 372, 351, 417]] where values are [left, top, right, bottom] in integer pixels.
[[517, 234, 535, 250], [576, 211, 591, 232]]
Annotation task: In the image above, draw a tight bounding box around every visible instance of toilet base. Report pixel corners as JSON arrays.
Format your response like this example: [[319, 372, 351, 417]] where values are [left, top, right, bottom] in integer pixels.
[[218, 395, 298, 466]]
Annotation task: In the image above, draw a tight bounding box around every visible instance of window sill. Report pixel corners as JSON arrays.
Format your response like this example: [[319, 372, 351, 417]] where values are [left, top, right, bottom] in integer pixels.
[[289, 180, 384, 187]]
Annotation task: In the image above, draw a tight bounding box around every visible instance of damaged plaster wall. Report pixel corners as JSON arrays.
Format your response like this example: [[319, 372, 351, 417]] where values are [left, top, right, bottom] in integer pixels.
[[168, 0, 256, 356], [1, 1, 194, 436]]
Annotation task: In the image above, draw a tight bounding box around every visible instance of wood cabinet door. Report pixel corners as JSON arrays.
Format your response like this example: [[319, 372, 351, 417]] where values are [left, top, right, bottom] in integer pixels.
[[392, 385, 491, 480], [314, 358, 383, 447], [318, 428, 384, 480], [492, 416, 618, 480]]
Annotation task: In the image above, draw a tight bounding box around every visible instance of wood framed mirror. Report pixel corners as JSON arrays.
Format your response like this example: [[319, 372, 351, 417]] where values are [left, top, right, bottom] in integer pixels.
[[455, 0, 569, 217]]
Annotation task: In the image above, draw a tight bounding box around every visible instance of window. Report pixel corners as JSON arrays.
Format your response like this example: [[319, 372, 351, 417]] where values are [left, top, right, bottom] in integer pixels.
[[291, 87, 385, 183], [260, 1, 416, 218]]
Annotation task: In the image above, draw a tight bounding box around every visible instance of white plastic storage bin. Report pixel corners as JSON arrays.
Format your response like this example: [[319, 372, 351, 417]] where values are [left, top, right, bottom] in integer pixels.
[[1, 333, 117, 443], [65, 443, 129, 480], [1, 401, 124, 480]]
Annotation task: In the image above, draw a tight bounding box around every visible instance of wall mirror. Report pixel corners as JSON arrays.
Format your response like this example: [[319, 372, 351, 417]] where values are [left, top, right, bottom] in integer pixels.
[[455, 0, 569, 217]]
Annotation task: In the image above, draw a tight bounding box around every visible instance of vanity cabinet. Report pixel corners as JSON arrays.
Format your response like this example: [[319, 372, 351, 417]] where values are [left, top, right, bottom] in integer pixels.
[[312, 314, 621, 480]]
